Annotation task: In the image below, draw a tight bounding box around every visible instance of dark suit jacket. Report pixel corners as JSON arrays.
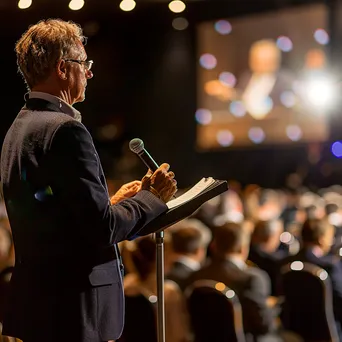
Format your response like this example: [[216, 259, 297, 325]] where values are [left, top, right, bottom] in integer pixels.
[[281, 248, 342, 326], [0, 98, 167, 342], [186, 257, 275, 339], [166, 260, 196, 291], [249, 245, 288, 296]]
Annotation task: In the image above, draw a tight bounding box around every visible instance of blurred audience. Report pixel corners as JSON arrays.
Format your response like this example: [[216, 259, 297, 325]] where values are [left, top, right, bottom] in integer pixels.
[[249, 219, 288, 295], [186, 222, 279, 342], [166, 219, 211, 291]]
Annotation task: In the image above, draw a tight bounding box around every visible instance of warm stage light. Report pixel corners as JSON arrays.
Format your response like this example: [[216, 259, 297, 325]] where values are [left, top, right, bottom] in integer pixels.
[[18, 0, 32, 9], [69, 0, 84, 10], [306, 78, 335, 108], [169, 0, 186, 13], [120, 0, 136, 12]]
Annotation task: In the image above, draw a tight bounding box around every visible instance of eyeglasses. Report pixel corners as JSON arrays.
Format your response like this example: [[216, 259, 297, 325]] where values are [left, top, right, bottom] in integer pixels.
[[64, 59, 94, 71]]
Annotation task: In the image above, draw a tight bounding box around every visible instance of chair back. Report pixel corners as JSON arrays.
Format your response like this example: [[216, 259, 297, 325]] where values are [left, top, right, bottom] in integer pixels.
[[185, 280, 245, 342], [118, 293, 157, 342], [281, 261, 339, 342]]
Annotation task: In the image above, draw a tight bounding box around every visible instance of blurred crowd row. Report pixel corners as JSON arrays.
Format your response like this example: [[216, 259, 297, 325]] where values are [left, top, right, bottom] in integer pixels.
[[2, 179, 342, 341]]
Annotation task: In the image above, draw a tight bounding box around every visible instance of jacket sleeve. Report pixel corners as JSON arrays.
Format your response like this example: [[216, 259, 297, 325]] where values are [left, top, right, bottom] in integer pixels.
[[48, 120, 167, 245]]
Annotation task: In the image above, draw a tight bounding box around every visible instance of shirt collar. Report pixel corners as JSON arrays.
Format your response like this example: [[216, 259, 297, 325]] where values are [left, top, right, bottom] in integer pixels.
[[176, 256, 201, 271], [26, 91, 82, 122], [226, 256, 247, 270]]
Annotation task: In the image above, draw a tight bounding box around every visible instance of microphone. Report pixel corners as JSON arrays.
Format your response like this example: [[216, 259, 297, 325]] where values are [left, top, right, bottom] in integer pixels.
[[129, 138, 159, 172]]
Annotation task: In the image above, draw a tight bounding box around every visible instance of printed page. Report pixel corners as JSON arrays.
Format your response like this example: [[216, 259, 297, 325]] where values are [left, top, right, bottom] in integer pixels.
[[166, 177, 215, 209]]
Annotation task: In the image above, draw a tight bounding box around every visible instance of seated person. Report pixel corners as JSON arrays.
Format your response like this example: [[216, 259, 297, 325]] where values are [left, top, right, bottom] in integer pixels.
[[186, 222, 278, 342], [124, 236, 190, 342], [166, 219, 211, 291], [281, 218, 342, 331], [249, 219, 288, 295]]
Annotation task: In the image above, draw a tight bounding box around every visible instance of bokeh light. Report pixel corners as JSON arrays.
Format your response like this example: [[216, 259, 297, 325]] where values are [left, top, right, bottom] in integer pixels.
[[199, 53, 217, 70], [214, 20, 232, 35], [331, 141, 342, 158], [226, 290, 235, 298], [229, 101, 246, 117], [276, 36, 293, 52], [215, 282, 226, 291], [318, 270, 328, 281], [217, 130, 234, 147], [314, 28, 330, 45], [280, 91, 296, 108], [172, 17, 188, 30], [119, 0, 136, 11], [219, 72, 236, 87], [69, 0, 84, 10], [148, 295, 158, 303], [18, 0, 32, 9], [286, 125, 302, 141], [248, 127, 265, 144], [195, 108, 212, 125], [168, 0, 186, 13], [280, 232, 293, 244], [290, 261, 304, 271], [306, 78, 335, 107]]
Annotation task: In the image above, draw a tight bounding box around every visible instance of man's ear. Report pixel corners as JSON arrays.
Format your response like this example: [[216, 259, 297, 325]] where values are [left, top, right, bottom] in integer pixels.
[[56, 59, 67, 80]]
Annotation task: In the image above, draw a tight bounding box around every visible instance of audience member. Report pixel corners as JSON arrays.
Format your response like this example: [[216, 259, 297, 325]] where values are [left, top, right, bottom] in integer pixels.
[[166, 219, 211, 290], [281, 218, 342, 333], [186, 222, 278, 342], [249, 219, 288, 295]]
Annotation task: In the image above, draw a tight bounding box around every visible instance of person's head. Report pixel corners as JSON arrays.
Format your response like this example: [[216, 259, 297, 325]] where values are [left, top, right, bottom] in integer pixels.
[[301, 218, 334, 254], [212, 222, 251, 260], [251, 219, 283, 253], [15, 19, 93, 104], [249, 39, 281, 74], [131, 236, 157, 281], [170, 220, 211, 263]]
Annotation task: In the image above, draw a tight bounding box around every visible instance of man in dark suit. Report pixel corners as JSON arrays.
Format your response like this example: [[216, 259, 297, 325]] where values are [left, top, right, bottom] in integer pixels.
[[249, 219, 288, 296], [281, 219, 342, 330], [166, 219, 211, 291], [0, 19, 177, 342], [186, 222, 278, 342]]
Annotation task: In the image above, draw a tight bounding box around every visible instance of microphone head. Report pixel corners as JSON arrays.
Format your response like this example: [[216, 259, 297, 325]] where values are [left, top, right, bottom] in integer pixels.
[[129, 138, 144, 154]]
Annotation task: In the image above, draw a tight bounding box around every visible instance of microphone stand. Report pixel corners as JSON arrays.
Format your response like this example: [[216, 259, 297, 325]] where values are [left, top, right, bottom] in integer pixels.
[[155, 231, 165, 342], [128, 138, 168, 342]]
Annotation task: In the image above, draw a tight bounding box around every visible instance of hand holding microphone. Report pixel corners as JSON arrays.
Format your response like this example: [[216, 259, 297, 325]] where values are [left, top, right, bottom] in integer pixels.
[[129, 138, 177, 203]]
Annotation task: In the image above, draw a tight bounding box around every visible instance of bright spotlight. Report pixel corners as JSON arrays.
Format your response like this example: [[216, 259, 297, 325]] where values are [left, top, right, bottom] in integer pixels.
[[169, 0, 186, 13], [18, 0, 32, 9], [306, 78, 335, 107], [120, 0, 136, 11], [69, 0, 84, 10]]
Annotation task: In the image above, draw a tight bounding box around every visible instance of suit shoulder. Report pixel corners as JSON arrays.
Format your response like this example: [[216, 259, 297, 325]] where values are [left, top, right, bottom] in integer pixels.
[[245, 266, 271, 288]]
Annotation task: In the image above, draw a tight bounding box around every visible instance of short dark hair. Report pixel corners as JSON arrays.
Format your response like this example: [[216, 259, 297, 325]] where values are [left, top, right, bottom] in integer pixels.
[[301, 219, 333, 244], [252, 220, 281, 243], [171, 226, 203, 255], [214, 222, 249, 254]]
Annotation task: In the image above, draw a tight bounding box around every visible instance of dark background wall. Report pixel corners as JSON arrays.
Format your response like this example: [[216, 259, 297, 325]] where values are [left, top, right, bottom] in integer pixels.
[[1, 0, 342, 189]]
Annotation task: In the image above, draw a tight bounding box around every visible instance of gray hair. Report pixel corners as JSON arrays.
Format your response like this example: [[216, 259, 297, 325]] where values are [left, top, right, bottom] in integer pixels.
[[15, 19, 86, 89]]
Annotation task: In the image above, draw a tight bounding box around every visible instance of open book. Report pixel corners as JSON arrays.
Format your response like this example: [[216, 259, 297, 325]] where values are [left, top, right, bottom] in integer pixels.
[[138, 177, 228, 236]]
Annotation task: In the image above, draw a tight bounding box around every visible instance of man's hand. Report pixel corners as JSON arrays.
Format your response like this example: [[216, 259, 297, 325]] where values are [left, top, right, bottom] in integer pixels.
[[141, 163, 177, 203], [110, 180, 142, 205]]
